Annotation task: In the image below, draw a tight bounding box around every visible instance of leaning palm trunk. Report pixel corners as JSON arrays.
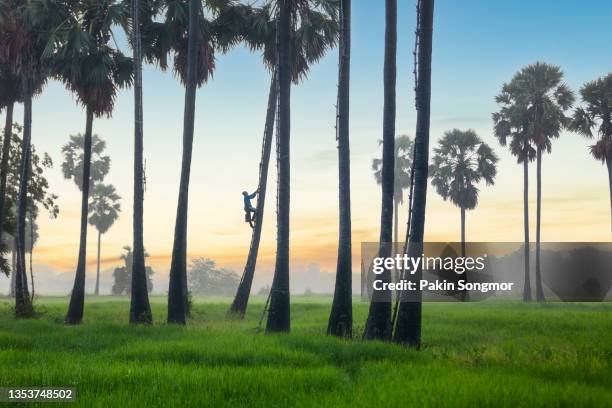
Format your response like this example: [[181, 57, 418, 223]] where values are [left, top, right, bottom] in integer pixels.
[[328, 0, 352, 338], [66, 107, 94, 324], [364, 0, 396, 341], [15, 82, 33, 317], [535, 147, 545, 301], [393, 0, 434, 347], [130, 0, 153, 324], [168, 0, 199, 325], [0, 102, 14, 240], [229, 72, 277, 318], [266, 0, 291, 333], [522, 156, 531, 301]]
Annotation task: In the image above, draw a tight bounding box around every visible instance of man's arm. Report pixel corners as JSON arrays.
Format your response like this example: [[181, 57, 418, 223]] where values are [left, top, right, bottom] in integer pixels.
[[248, 191, 258, 199]]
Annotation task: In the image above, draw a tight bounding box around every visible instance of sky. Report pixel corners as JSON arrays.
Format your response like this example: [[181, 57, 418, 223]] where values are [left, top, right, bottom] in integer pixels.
[[1, 0, 611, 294]]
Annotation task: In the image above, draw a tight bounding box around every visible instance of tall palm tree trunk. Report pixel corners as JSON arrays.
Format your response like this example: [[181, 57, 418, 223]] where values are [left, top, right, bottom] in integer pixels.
[[328, 0, 352, 337], [29, 210, 34, 300], [266, 0, 292, 333], [229, 72, 277, 318], [10, 246, 16, 297], [364, 0, 396, 341], [95, 230, 101, 296], [607, 156, 612, 236], [130, 0, 153, 324], [0, 102, 14, 238], [393, 0, 434, 347], [535, 147, 544, 301], [522, 157, 531, 301], [15, 83, 32, 317], [66, 107, 94, 324], [460, 206, 469, 301], [168, 0, 199, 325]]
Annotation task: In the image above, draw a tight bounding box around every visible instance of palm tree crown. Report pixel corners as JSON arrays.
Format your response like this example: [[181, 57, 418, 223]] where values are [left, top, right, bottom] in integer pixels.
[[61, 134, 111, 191], [429, 129, 497, 211], [372, 135, 413, 205], [88, 183, 121, 235]]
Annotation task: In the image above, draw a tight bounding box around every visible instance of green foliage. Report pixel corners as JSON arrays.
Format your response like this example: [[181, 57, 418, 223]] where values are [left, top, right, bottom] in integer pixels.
[[429, 129, 498, 211], [88, 183, 121, 235], [372, 135, 414, 204], [61, 134, 111, 191], [570, 73, 612, 163], [111, 246, 154, 295], [188, 258, 239, 296], [0, 299, 610, 406]]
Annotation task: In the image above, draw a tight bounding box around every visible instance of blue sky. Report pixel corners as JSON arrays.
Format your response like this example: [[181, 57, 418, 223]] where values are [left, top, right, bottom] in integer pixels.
[[1, 0, 611, 294]]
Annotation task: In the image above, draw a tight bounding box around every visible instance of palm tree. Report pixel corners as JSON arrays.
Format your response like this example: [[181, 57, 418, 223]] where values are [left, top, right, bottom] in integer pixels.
[[372, 135, 414, 249], [429, 129, 497, 300], [47, 0, 133, 324], [61, 134, 111, 191], [363, 0, 396, 341], [328, 0, 351, 337], [570, 73, 612, 234], [0, 0, 64, 317], [266, 0, 292, 333], [493, 88, 536, 301], [88, 183, 121, 296], [230, 0, 338, 318], [501, 62, 574, 302], [162, 0, 250, 324], [393, 0, 435, 347]]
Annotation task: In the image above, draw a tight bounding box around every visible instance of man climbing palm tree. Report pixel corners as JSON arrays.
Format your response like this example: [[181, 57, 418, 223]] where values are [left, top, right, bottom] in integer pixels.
[[242, 189, 258, 228]]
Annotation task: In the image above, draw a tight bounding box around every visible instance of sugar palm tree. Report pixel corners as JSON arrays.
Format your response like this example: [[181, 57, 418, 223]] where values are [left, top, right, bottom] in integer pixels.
[[493, 88, 536, 301], [88, 183, 121, 296], [364, 0, 397, 341], [429, 129, 497, 300], [393, 0, 435, 347], [230, 0, 338, 319], [501, 62, 574, 302], [327, 0, 351, 337], [372, 135, 414, 248], [265, 0, 337, 333], [570, 73, 612, 234], [45, 0, 133, 324], [61, 134, 111, 191], [164, 0, 249, 324], [0, 0, 65, 317]]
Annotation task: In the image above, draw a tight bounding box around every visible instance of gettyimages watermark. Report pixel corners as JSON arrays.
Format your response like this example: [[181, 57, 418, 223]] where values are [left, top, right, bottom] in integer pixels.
[[361, 242, 612, 302]]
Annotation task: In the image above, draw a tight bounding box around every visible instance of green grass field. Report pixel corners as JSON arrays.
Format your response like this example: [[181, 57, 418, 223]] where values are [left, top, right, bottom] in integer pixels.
[[0, 297, 610, 407]]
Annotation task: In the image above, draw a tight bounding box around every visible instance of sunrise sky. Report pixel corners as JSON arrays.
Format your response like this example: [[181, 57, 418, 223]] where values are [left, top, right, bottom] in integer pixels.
[[1, 0, 611, 294]]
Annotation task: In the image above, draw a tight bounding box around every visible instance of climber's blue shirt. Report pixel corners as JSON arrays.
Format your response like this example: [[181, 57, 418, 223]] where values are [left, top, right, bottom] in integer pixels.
[[244, 192, 257, 210]]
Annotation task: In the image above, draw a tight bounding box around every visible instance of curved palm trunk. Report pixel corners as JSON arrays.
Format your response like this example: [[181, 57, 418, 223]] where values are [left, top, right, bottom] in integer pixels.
[[229, 72, 277, 318], [95, 230, 101, 296], [266, 0, 291, 333], [0, 102, 14, 238], [535, 147, 545, 301], [364, 0, 396, 341], [130, 0, 153, 324], [66, 107, 94, 324], [168, 0, 199, 325], [328, 0, 352, 338], [393, 0, 434, 347], [522, 157, 531, 301], [15, 83, 32, 317]]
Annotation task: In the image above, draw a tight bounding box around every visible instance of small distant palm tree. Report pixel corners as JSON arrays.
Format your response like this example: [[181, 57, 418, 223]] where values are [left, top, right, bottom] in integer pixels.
[[501, 62, 574, 302], [372, 135, 414, 247], [570, 73, 612, 234], [88, 183, 121, 296], [61, 134, 111, 191], [429, 129, 497, 300], [47, 0, 133, 324]]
